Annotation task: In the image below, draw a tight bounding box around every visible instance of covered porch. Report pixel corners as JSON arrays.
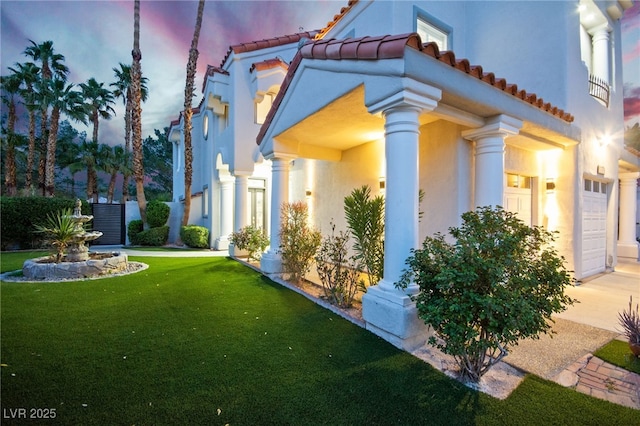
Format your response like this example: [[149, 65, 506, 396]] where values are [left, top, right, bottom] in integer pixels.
[[257, 34, 580, 350]]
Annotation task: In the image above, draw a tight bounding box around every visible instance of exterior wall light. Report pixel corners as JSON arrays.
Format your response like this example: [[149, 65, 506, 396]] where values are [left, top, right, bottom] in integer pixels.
[[546, 178, 556, 192], [305, 189, 312, 197]]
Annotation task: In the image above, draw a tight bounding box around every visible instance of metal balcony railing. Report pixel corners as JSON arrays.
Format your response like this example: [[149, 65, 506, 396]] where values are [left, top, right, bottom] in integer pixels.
[[588, 74, 610, 107]]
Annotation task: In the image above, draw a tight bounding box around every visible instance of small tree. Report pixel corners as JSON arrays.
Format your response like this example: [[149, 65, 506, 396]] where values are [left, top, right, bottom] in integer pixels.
[[230, 225, 269, 262], [315, 223, 362, 308], [398, 206, 575, 383], [279, 201, 321, 283], [344, 185, 384, 287]]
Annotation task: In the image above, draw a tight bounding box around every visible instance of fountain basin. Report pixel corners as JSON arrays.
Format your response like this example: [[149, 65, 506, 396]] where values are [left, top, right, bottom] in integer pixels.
[[23, 252, 129, 280]]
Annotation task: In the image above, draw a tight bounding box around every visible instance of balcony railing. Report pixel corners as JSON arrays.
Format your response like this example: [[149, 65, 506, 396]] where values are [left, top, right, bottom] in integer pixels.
[[588, 74, 610, 107]]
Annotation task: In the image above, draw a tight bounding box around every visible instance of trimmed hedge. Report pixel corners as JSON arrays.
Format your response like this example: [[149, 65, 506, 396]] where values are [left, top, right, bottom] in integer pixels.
[[127, 219, 144, 245], [137, 226, 169, 246], [1, 196, 89, 250], [147, 201, 170, 229], [180, 225, 209, 249]]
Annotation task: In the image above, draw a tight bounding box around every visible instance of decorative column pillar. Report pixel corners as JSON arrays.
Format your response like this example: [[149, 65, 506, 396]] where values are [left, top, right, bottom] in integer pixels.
[[462, 115, 522, 209], [361, 79, 440, 351], [591, 25, 611, 84], [214, 177, 234, 250], [617, 172, 640, 260], [234, 172, 250, 232], [260, 156, 293, 273]]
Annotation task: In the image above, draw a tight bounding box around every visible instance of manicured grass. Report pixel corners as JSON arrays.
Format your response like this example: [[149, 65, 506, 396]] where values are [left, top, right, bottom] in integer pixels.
[[594, 339, 640, 374], [0, 250, 48, 273], [124, 246, 210, 252], [1, 254, 637, 425]]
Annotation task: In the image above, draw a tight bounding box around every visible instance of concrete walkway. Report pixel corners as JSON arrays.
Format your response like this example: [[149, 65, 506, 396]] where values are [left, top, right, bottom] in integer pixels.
[[94, 246, 640, 408]]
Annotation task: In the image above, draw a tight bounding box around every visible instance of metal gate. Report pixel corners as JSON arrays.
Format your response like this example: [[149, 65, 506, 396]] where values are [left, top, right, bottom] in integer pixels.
[[91, 204, 125, 245]]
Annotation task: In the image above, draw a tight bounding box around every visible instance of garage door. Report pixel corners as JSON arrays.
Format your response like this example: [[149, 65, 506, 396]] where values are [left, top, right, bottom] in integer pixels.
[[582, 179, 607, 277], [504, 174, 532, 226]]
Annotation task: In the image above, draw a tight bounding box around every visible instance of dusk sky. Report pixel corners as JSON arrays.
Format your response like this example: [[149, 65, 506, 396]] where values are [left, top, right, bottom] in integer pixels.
[[1, 0, 639, 147]]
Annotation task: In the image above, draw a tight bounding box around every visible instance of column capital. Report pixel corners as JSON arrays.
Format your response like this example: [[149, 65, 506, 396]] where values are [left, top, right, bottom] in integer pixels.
[[461, 114, 522, 141], [366, 78, 440, 115], [619, 172, 640, 181]]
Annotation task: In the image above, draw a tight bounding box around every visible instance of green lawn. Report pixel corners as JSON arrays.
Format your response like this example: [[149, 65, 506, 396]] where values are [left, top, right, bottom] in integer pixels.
[[1, 254, 637, 425], [594, 339, 640, 375]]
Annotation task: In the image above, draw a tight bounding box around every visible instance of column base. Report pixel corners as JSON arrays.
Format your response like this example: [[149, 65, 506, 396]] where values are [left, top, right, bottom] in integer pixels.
[[260, 250, 283, 274], [362, 283, 429, 352], [617, 241, 640, 260], [214, 236, 230, 251]]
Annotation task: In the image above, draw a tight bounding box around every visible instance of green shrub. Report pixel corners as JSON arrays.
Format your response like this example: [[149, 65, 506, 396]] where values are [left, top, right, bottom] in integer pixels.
[[279, 201, 321, 283], [229, 225, 270, 262], [127, 219, 144, 245], [146, 200, 170, 228], [398, 206, 575, 383], [138, 226, 169, 246], [1, 196, 89, 250], [181, 225, 210, 249], [315, 223, 362, 308], [33, 208, 84, 262], [344, 185, 384, 289]]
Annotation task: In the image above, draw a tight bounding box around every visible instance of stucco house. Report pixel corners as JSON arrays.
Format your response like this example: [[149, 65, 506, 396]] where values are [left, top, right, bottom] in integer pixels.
[[170, 0, 639, 350]]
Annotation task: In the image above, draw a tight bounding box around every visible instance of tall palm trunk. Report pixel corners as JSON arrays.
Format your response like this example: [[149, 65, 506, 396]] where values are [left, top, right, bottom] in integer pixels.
[[131, 0, 147, 224], [44, 107, 60, 196], [181, 0, 206, 227], [37, 109, 48, 196], [122, 95, 132, 201], [25, 109, 36, 192], [4, 97, 17, 196]]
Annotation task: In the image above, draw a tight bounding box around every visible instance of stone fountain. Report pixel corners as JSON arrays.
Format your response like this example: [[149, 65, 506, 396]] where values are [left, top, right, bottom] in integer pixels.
[[22, 200, 130, 280]]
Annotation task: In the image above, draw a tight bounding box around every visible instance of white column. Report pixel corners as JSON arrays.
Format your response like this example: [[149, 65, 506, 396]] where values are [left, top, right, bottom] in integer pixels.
[[260, 156, 292, 273], [214, 177, 233, 250], [618, 172, 640, 259], [462, 115, 522, 209], [592, 25, 611, 84], [362, 81, 439, 352], [234, 173, 250, 232]]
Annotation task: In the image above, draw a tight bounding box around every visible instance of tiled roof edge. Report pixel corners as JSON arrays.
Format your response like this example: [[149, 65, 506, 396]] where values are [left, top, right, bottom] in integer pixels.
[[315, 0, 359, 40]]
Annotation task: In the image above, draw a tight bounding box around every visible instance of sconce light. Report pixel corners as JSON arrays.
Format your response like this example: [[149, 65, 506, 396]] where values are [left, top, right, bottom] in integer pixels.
[[546, 178, 556, 192], [379, 178, 386, 190], [598, 136, 611, 148], [305, 189, 312, 197]]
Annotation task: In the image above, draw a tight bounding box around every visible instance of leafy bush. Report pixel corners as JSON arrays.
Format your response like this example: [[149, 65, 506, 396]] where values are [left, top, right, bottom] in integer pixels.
[[344, 185, 384, 288], [1, 196, 89, 250], [137, 226, 169, 246], [33, 208, 84, 262], [181, 225, 210, 249], [398, 206, 575, 383], [618, 296, 640, 346], [146, 200, 170, 228], [279, 201, 321, 283], [229, 225, 269, 262], [315, 223, 362, 308], [127, 219, 144, 245]]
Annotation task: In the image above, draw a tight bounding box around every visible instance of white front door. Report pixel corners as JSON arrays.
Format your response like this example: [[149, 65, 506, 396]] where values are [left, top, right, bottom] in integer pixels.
[[504, 173, 532, 226], [582, 179, 608, 277]]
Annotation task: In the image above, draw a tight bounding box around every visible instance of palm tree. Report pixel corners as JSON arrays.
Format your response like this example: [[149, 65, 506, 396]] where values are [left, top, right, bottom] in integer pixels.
[[38, 77, 86, 196], [9, 62, 40, 192], [111, 63, 148, 202], [23, 40, 69, 195], [131, 0, 147, 224], [0, 73, 22, 196], [181, 0, 206, 227], [80, 78, 115, 143], [80, 78, 115, 201], [102, 144, 128, 203]]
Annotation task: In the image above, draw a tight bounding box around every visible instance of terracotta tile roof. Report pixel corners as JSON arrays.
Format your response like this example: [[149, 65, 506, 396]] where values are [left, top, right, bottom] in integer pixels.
[[219, 31, 319, 69], [201, 65, 229, 93], [250, 57, 289, 74], [169, 106, 201, 129], [314, 0, 359, 40], [257, 32, 574, 145]]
